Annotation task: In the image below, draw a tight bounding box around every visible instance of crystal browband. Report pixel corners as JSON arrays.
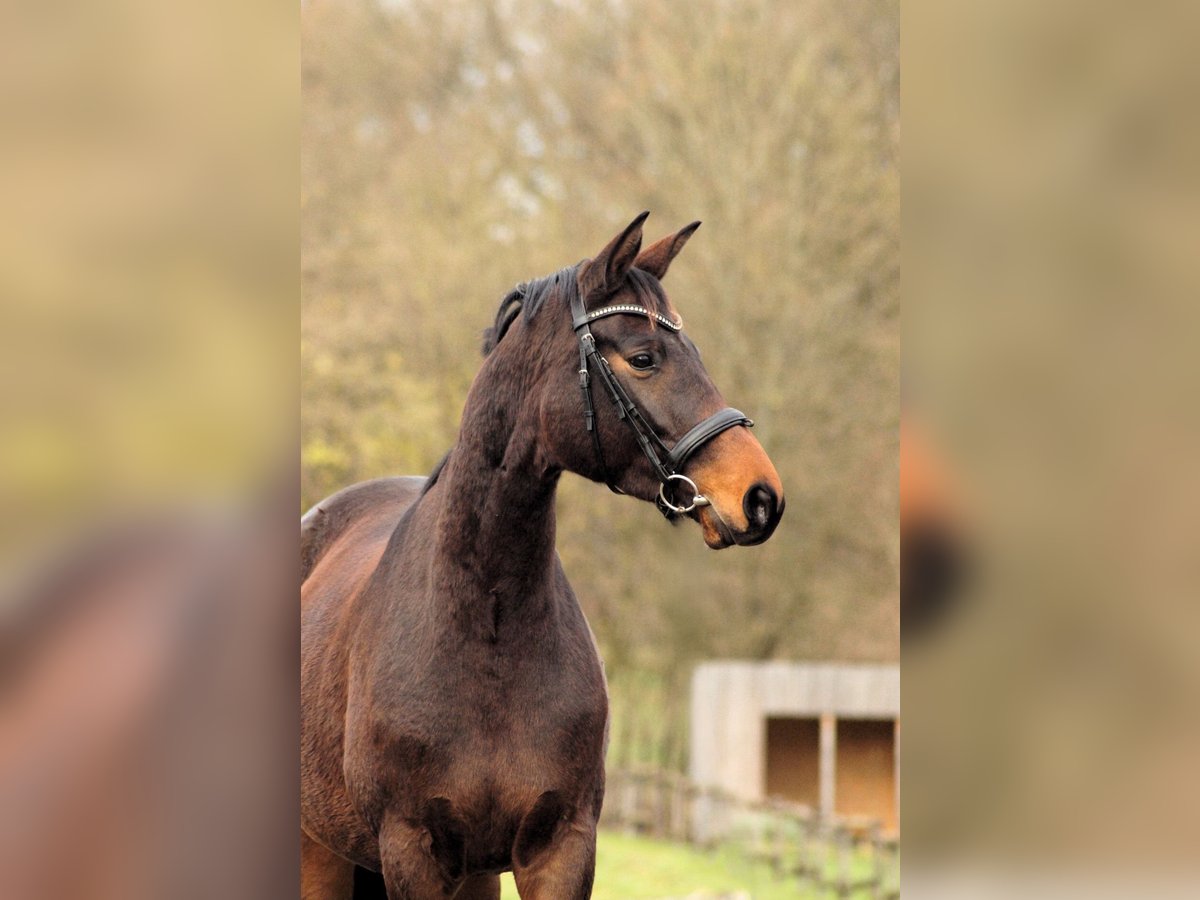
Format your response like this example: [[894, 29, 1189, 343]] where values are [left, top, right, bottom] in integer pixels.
[[585, 304, 682, 332]]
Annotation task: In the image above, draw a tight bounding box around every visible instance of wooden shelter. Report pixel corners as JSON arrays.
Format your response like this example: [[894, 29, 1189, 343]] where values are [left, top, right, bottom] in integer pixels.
[[690, 662, 900, 833]]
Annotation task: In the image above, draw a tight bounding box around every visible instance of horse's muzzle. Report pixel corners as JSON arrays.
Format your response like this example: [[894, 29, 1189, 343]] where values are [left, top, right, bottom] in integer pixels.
[[738, 481, 784, 545]]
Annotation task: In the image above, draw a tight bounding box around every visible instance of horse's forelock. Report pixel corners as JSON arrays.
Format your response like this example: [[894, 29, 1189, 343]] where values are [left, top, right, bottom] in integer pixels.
[[625, 267, 675, 322]]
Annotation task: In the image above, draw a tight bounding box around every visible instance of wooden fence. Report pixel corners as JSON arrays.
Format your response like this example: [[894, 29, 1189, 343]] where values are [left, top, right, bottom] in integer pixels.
[[600, 766, 900, 899]]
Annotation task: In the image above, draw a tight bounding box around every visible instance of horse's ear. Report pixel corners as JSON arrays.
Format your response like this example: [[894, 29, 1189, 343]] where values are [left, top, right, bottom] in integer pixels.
[[634, 221, 701, 281], [579, 211, 650, 302]]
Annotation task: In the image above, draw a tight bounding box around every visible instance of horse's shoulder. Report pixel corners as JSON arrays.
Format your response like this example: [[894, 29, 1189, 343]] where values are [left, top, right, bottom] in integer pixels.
[[301, 476, 427, 584]]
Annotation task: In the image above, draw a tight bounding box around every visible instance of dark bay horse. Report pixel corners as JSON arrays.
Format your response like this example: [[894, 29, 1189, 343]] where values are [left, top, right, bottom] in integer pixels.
[[300, 213, 784, 899]]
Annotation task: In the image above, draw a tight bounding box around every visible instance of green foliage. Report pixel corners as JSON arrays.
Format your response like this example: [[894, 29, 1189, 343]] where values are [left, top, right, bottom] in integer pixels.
[[303, 0, 899, 768], [498, 831, 884, 899]]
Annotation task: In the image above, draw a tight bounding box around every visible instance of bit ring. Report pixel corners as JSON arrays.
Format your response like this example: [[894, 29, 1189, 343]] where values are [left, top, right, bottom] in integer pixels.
[[658, 474, 708, 515]]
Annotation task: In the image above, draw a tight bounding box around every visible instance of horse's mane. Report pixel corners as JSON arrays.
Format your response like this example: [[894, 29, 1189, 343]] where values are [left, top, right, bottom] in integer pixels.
[[481, 266, 576, 356], [481, 263, 673, 357], [419, 449, 451, 498]]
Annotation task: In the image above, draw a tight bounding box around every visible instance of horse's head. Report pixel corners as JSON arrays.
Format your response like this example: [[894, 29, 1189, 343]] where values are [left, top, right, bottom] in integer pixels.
[[536, 212, 785, 549]]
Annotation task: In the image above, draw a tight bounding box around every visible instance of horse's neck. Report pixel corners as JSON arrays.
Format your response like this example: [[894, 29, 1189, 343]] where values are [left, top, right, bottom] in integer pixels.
[[431, 365, 560, 613]]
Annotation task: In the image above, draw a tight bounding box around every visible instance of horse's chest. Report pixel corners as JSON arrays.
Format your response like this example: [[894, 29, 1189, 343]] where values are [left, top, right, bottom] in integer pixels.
[[345, 605, 607, 850], [431, 660, 605, 775], [368, 646, 604, 792]]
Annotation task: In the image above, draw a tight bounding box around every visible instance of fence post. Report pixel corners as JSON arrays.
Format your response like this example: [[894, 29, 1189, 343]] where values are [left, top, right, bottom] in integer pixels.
[[869, 821, 883, 900], [836, 823, 853, 898]]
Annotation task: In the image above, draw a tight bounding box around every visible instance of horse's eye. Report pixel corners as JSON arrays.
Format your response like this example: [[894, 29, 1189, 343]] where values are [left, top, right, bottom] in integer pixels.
[[628, 353, 655, 371]]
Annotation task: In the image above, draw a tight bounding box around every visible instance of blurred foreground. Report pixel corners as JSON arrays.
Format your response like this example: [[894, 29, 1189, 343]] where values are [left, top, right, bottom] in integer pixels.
[[1, 508, 296, 898], [0, 0, 296, 897], [904, 0, 1200, 892]]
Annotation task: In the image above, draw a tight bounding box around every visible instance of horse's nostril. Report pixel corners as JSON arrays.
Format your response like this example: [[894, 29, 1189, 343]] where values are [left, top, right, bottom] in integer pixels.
[[744, 483, 778, 531]]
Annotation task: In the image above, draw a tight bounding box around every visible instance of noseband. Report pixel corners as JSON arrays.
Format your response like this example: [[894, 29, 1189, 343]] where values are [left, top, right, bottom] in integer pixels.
[[567, 287, 753, 519]]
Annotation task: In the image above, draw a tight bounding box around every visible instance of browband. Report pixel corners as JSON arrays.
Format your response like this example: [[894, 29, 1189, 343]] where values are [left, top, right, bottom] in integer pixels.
[[579, 304, 682, 332]]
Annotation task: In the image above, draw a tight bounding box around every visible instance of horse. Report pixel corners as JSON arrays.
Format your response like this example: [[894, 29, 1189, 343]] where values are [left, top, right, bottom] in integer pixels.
[[300, 212, 785, 899]]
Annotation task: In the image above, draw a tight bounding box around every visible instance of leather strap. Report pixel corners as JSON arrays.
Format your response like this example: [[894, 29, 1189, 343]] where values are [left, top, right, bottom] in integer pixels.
[[666, 408, 754, 471], [578, 303, 682, 332]]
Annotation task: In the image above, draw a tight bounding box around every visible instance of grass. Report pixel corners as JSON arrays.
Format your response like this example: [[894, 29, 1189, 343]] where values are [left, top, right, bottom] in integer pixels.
[[498, 829, 886, 899]]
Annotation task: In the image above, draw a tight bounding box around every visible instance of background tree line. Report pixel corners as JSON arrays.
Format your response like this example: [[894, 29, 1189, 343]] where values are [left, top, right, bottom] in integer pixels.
[[302, 0, 898, 771]]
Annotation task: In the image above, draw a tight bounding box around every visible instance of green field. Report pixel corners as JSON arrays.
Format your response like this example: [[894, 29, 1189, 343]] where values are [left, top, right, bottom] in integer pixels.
[[498, 830, 851, 899]]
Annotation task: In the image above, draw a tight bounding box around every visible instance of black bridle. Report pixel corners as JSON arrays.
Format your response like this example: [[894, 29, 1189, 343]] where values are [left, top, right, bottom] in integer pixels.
[[568, 287, 753, 519]]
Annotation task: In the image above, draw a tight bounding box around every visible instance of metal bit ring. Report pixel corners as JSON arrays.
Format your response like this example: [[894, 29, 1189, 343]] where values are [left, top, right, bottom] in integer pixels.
[[657, 474, 708, 515]]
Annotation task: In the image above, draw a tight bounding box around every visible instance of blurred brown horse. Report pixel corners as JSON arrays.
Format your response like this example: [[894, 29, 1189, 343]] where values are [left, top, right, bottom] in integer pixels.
[[300, 213, 784, 899]]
